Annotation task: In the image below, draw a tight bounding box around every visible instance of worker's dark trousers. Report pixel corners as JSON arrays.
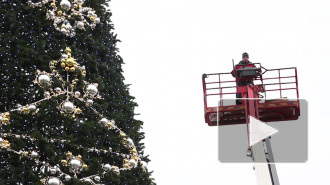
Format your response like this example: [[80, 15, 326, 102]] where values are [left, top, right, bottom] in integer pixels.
[[236, 93, 242, 105]]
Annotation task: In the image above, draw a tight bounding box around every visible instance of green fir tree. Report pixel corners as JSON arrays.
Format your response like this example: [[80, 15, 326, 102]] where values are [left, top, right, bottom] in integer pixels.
[[0, 0, 155, 184]]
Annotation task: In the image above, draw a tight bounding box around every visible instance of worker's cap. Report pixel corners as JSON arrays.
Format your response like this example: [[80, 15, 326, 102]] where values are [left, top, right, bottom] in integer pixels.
[[242, 52, 249, 58]]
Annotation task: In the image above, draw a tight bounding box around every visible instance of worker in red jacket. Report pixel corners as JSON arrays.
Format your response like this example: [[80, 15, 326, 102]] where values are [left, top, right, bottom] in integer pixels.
[[231, 52, 256, 104]]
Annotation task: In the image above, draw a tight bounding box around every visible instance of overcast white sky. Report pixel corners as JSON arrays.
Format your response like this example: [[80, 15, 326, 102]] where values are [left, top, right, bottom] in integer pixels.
[[110, 0, 330, 184]]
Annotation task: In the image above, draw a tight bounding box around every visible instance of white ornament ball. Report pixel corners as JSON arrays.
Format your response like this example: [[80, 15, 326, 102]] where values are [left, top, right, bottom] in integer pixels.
[[84, 178, 92, 183], [77, 21, 84, 29], [44, 91, 51, 98], [31, 151, 39, 158], [47, 11, 55, 20], [74, 91, 81, 97], [28, 105, 37, 112], [86, 84, 98, 95], [94, 176, 101, 182], [0, 137, 3, 143], [65, 175, 71, 181], [86, 99, 93, 106], [48, 177, 61, 185], [62, 54, 68, 59], [49, 167, 57, 174], [60, 28, 67, 34], [60, 0, 71, 9], [94, 17, 100, 24], [62, 102, 74, 113], [113, 168, 120, 175], [70, 159, 82, 169], [0, 116, 2, 122], [141, 161, 147, 169], [127, 138, 134, 146], [130, 159, 137, 167], [55, 87, 61, 93], [99, 118, 108, 125], [103, 164, 111, 171], [38, 74, 50, 85]]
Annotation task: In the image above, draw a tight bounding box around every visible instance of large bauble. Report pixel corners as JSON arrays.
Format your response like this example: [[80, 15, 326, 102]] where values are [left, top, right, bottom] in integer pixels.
[[62, 102, 74, 113], [86, 84, 98, 95], [48, 177, 61, 185], [60, 0, 71, 9], [38, 74, 50, 85], [103, 164, 111, 171], [70, 159, 82, 169]]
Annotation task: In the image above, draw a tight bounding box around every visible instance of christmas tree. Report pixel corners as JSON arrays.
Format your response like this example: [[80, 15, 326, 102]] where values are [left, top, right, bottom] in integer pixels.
[[0, 0, 155, 184]]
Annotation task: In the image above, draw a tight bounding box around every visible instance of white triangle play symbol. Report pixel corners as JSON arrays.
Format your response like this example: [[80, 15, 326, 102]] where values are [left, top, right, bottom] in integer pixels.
[[249, 116, 278, 147]]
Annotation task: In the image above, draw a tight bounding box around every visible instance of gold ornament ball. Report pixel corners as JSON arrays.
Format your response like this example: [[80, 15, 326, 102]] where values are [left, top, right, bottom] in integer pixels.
[[51, 3, 56, 7], [61, 160, 67, 166], [24, 151, 29, 156], [68, 15, 71, 19], [61, 62, 66, 67], [82, 164, 88, 170], [90, 16, 95, 21], [123, 163, 129, 168], [77, 155, 82, 160], [67, 53, 71, 58], [66, 58, 74, 66], [132, 156, 138, 160], [74, 4, 78, 9], [70, 67, 75, 72], [65, 67, 70, 71], [57, 10, 62, 16], [66, 151, 73, 158], [132, 149, 137, 153], [106, 122, 112, 128], [59, 78, 63, 81], [61, 24, 66, 29]]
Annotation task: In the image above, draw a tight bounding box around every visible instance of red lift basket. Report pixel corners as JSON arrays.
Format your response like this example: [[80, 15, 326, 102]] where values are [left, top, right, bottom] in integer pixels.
[[202, 65, 300, 126]]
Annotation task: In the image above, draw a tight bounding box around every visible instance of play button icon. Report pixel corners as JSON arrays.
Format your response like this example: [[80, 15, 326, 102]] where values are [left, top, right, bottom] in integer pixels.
[[249, 116, 278, 147]]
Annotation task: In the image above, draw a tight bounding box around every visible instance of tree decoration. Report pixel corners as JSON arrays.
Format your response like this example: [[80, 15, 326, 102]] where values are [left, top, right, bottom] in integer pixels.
[[0, 46, 149, 184], [27, 0, 100, 37]]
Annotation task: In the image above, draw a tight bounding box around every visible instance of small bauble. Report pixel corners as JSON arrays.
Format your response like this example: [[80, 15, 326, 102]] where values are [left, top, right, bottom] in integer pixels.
[[94, 176, 101, 182], [28, 105, 37, 112], [49, 167, 57, 174], [84, 178, 92, 183], [99, 118, 108, 125], [44, 91, 51, 98], [60, 0, 71, 9], [140, 161, 147, 169], [74, 91, 81, 97], [62, 101, 74, 113], [55, 87, 61, 93], [60, 28, 67, 34], [77, 21, 84, 29], [86, 84, 98, 95], [0, 115, 2, 123], [66, 151, 72, 158], [47, 11, 55, 20], [127, 138, 134, 146], [62, 53, 68, 59], [94, 17, 100, 24], [86, 99, 93, 106], [130, 159, 137, 167], [48, 177, 61, 185], [65, 175, 71, 181], [70, 159, 82, 169], [0, 137, 3, 143], [31, 151, 39, 158], [103, 164, 111, 171], [38, 74, 50, 85], [82, 164, 88, 170]]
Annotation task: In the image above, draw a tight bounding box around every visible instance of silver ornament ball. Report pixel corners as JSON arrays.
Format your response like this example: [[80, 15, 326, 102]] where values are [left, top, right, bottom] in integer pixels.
[[55, 87, 61, 93], [94, 176, 101, 182], [77, 21, 84, 29], [44, 91, 51, 98], [31, 151, 39, 158], [70, 159, 82, 169], [28, 104, 37, 112], [86, 99, 93, 106], [0, 116, 3, 123], [94, 17, 100, 24], [99, 118, 108, 125], [84, 178, 92, 183], [62, 101, 74, 113], [103, 164, 111, 171], [74, 91, 81, 97], [141, 161, 147, 169], [60, 0, 71, 9], [0, 137, 3, 143], [130, 159, 137, 167], [65, 175, 71, 181], [86, 84, 98, 95], [60, 28, 67, 34], [48, 177, 61, 185], [38, 74, 50, 85]]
